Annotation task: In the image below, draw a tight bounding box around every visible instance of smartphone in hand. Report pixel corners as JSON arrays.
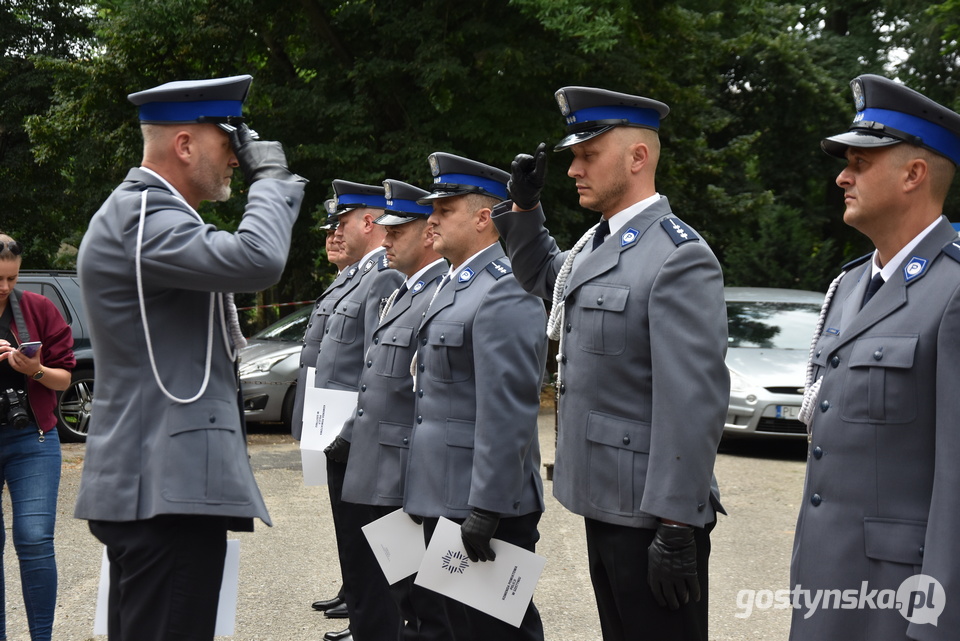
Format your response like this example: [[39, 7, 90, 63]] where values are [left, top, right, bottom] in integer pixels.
[[18, 342, 42, 358]]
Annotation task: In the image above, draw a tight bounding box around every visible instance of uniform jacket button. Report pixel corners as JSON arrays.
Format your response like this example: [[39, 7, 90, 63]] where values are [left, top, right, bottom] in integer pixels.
[[367, 360, 373, 368], [419, 363, 425, 372], [374, 337, 380, 345], [697, 502, 705, 512], [418, 390, 424, 398], [209, 415, 216, 423], [811, 493, 822, 506], [873, 350, 883, 361], [402, 437, 409, 445], [416, 416, 422, 424], [831, 356, 840, 368], [622, 435, 630, 445], [565, 323, 572, 333], [559, 383, 566, 395], [360, 385, 367, 392], [357, 408, 364, 416], [820, 400, 830, 412], [813, 446, 823, 459]]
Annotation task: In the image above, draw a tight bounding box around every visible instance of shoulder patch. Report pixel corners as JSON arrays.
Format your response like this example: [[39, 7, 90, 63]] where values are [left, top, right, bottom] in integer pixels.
[[485, 259, 513, 279], [841, 252, 872, 271], [942, 240, 960, 265], [377, 254, 391, 271], [660, 218, 700, 245]]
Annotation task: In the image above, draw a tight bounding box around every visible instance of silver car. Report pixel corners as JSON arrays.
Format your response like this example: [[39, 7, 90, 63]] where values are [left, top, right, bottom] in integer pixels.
[[239, 305, 312, 428], [723, 287, 825, 439]]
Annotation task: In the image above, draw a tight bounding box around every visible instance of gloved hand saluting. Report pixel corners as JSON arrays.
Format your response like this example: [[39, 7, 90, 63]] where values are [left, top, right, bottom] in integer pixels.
[[461, 508, 500, 562], [647, 522, 701, 609], [507, 142, 548, 211], [226, 124, 306, 184]]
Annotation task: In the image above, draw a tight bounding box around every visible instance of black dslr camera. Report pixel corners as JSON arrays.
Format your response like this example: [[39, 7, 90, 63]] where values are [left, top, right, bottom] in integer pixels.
[[0, 389, 30, 429]]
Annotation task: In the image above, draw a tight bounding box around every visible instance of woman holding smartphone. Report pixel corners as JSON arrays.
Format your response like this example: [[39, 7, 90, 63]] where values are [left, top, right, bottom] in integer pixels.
[[0, 233, 75, 641]]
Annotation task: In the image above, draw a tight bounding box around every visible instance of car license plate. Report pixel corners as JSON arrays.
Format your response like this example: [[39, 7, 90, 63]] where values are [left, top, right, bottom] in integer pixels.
[[777, 405, 801, 420]]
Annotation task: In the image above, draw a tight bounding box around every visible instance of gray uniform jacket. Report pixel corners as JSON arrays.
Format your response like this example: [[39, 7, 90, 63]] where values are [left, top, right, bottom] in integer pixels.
[[340, 261, 447, 506], [291, 267, 355, 440], [74, 168, 303, 526], [790, 217, 960, 641], [312, 250, 404, 392], [492, 196, 728, 529], [403, 243, 547, 520]]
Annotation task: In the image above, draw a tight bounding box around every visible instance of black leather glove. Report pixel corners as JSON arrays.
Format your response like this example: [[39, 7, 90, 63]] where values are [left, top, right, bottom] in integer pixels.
[[461, 508, 500, 562], [507, 142, 548, 210], [408, 513, 423, 525], [647, 522, 700, 610], [323, 435, 351, 464], [227, 124, 305, 184]]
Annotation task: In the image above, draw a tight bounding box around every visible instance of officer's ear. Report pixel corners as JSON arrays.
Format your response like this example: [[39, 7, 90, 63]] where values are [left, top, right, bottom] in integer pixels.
[[475, 206, 493, 232], [901, 157, 929, 195]]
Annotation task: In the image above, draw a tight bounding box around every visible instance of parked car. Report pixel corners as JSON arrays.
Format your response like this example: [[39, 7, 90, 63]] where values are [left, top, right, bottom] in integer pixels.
[[17, 271, 93, 443], [723, 287, 825, 439], [238, 305, 312, 428]]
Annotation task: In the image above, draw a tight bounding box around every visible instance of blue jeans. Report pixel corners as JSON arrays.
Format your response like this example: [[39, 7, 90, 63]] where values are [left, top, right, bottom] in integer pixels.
[[0, 425, 61, 641]]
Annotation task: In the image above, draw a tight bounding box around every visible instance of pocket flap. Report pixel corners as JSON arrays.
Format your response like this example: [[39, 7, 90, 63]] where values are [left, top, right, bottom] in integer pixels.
[[426, 321, 464, 347], [380, 326, 413, 347], [335, 298, 362, 319], [849, 335, 918, 368], [168, 398, 238, 436], [579, 284, 629, 312], [378, 422, 413, 448], [863, 517, 926, 564], [585, 412, 650, 453], [445, 420, 475, 448]]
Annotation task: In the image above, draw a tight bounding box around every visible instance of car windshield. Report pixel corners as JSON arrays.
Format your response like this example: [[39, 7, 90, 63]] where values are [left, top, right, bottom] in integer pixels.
[[253, 306, 311, 342], [727, 302, 821, 350]]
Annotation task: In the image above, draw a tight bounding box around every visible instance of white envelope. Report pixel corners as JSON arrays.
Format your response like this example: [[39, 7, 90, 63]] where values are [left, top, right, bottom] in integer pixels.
[[94, 539, 240, 635], [362, 508, 426, 585], [414, 516, 546, 627], [299, 367, 358, 486]]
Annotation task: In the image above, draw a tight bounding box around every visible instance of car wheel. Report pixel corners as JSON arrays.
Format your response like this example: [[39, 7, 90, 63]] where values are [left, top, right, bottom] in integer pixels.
[[281, 386, 296, 431], [56, 368, 93, 443]]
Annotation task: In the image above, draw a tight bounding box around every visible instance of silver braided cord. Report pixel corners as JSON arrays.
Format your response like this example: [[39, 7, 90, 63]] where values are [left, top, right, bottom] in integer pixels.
[[224, 292, 247, 350], [546, 223, 602, 341], [798, 271, 846, 426], [380, 286, 401, 322]]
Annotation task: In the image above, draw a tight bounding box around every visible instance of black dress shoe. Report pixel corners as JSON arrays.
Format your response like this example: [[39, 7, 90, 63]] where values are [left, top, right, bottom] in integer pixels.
[[323, 628, 352, 641], [324, 601, 348, 619], [312, 595, 344, 612]]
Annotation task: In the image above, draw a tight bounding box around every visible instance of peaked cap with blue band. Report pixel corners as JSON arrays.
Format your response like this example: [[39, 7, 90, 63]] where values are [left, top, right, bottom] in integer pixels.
[[376, 180, 432, 226], [318, 198, 339, 231], [417, 153, 510, 203], [331, 179, 387, 214], [128, 75, 252, 125], [554, 86, 670, 150], [822, 74, 960, 165]]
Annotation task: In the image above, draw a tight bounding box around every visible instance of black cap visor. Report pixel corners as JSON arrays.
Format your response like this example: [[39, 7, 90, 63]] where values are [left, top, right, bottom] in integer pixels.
[[821, 130, 904, 158]]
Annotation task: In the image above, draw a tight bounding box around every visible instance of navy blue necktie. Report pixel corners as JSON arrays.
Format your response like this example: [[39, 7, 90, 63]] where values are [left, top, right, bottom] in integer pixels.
[[861, 272, 884, 309], [394, 282, 408, 302], [592, 219, 610, 251]]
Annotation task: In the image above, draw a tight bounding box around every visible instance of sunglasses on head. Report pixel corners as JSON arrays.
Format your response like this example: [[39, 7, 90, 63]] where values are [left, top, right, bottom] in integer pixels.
[[1, 242, 22, 256]]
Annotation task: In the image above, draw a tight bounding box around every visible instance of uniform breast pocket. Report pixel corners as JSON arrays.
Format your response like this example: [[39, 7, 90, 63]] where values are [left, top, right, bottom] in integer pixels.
[[327, 299, 362, 345], [162, 399, 250, 505], [841, 335, 918, 424], [585, 411, 651, 515], [423, 321, 469, 383], [374, 325, 415, 378], [572, 284, 630, 355]]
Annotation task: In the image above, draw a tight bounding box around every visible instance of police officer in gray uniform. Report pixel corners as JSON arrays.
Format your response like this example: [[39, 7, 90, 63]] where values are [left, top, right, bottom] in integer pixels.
[[493, 87, 729, 641], [339, 179, 448, 641], [316, 180, 404, 641], [74, 75, 306, 641], [403, 153, 548, 641], [790, 75, 960, 641]]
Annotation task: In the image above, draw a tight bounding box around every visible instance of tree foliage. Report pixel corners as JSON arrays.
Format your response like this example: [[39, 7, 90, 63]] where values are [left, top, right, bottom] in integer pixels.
[[3, 0, 960, 318]]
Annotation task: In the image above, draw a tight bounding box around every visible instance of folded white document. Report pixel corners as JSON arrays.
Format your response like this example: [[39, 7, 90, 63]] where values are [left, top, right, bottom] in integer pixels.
[[362, 508, 426, 584], [414, 516, 546, 627], [94, 539, 240, 635], [300, 367, 358, 486]]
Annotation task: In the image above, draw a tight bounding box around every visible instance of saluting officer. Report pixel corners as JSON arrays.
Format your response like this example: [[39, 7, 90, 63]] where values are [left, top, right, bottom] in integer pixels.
[[493, 87, 729, 641], [314, 180, 404, 641], [338, 179, 449, 641], [404, 154, 548, 641], [790, 75, 960, 641], [75, 75, 306, 640]]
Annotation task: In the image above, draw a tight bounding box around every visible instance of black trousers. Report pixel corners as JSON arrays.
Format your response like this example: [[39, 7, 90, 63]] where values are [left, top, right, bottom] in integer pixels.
[[422, 512, 545, 641], [327, 460, 403, 641], [88, 514, 229, 641], [584, 518, 714, 641]]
